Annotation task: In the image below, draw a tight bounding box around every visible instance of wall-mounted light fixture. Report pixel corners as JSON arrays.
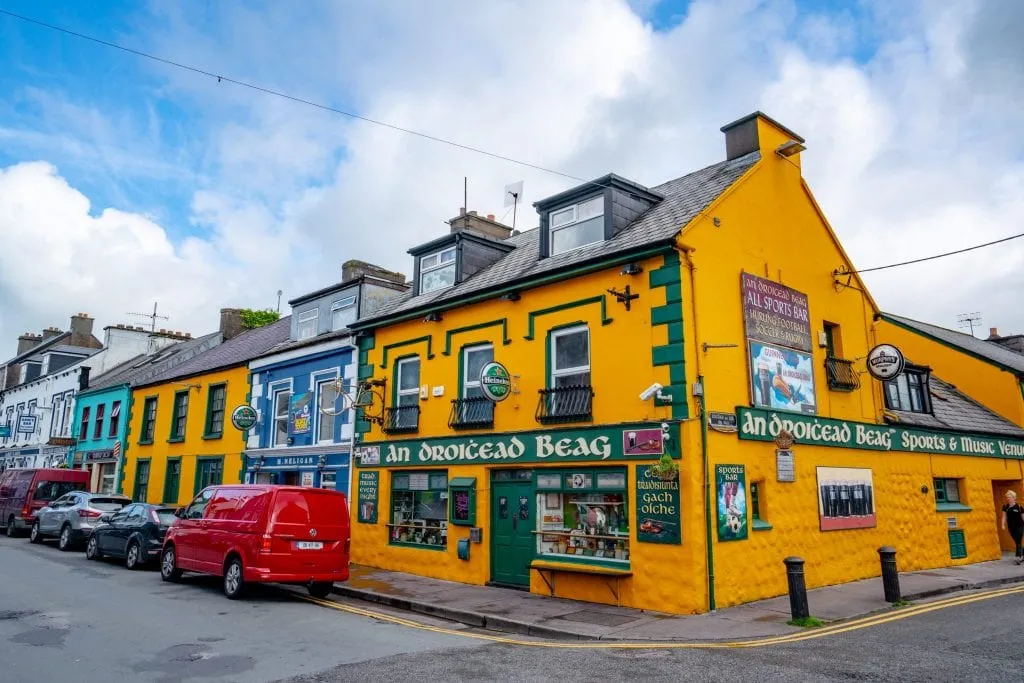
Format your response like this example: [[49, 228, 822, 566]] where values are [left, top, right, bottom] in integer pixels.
[[620, 263, 643, 276], [501, 291, 521, 302], [775, 140, 806, 157], [423, 312, 443, 322]]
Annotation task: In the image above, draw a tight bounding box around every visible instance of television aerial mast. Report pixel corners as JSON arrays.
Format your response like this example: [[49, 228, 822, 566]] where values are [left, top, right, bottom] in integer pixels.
[[127, 301, 170, 332]]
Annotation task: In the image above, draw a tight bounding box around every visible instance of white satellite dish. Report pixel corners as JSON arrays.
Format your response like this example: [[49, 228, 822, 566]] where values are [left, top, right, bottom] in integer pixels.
[[504, 180, 524, 208]]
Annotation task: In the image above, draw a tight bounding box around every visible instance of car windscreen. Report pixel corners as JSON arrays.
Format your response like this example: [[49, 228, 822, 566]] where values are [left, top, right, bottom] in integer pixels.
[[33, 481, 87, 502], [88, 497, 129, 511], [272, 491, 345, 526], [155, 509, 177, 525]]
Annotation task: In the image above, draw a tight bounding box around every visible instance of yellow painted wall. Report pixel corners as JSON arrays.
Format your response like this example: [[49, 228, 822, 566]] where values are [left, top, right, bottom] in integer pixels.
[[121, 364, 249, 506], [878, 320, 1024, 427]]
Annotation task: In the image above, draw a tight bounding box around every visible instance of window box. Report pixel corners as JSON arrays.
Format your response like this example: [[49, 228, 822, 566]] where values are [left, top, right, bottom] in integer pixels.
[[936, 502, 972, 513], [390, 470, 448, 548], [825, 357, 860, 391]]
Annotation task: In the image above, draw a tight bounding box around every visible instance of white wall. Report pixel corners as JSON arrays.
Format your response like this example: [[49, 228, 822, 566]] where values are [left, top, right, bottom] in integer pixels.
[[0, 361, 84, 468]]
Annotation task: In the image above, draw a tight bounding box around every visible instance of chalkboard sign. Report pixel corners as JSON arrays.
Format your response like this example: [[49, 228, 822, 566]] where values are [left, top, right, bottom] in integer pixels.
[[448, 477, 476, 526], [452, 490, 471, 522], [357, 471, 378, 524]]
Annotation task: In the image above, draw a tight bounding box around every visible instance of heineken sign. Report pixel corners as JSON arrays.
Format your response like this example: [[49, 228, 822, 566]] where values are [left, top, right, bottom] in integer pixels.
[[738, 407, 1024, 459], [357, 422, 681, 468], [231, 405, 258, 431], [479, 361, 512, 402]]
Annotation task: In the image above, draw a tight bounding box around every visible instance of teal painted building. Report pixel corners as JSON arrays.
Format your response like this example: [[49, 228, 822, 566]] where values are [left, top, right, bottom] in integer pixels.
[[68, 384, 129, 493]]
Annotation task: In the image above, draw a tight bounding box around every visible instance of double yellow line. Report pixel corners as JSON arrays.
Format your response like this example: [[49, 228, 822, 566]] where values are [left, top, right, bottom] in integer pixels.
[[303, 582, 1024, 649]]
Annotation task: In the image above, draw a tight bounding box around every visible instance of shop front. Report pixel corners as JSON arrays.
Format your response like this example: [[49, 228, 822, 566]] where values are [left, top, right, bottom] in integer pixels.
[[243, 450, 351, 493], [75, 445, 120, 493]]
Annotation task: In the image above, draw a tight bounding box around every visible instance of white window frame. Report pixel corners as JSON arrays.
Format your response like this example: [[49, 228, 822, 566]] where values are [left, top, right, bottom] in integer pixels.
[[418, 246, 457, 294], [296, 308, 319, 341], [330, 295, 357, 331], [312, 370, 341, 445], [550, 325, 591, 386], [462, 344, 494, 399], [61, 391, 74, 437], [395, 357, 421, 407], [549, 196, 605, 256], [50, 393, 63, 437], [271, 387, 292, 447]]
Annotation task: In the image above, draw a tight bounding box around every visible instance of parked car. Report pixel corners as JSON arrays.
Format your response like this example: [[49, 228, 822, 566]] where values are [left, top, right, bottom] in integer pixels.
[[0, 468, 90, 537], [31, 492, 131, 550], [85, 502, 177, 569], [160, 485, 350, 599]]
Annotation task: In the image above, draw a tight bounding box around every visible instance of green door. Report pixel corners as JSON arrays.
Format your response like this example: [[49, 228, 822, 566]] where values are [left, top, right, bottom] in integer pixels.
[[491, 479, 534, 587]]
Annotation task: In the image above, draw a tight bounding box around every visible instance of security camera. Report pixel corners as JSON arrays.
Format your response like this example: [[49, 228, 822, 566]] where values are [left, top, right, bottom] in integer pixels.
[[639, 383, 664, 401]]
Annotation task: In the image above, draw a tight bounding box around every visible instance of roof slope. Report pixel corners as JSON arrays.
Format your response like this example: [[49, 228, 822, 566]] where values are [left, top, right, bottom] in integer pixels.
[[85, 331, 222, 392], [883, 313, 1024, 376], [138, 317, 291, 387], [357, 151, 760, 325], [887, 376, 1024, 437], [1, 332, 72, 366]]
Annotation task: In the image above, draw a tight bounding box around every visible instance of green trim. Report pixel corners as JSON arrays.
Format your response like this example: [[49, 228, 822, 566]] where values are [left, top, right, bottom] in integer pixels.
[[388, 540, 448, 551], [138, 395, 158, 445], [379, 336, 434, 368], [203, 382, 227, 439], [533, 556, 632, 571], [752, 519, 774, 531], [881, 313, 1024, 378], [162, 457, 182, 505], [935, 502, 972, 512], [544, 320, 587, 390], [524, 296, 611, 341], [193, 455, 225, 496], [352, 244, 673, 331], [698, 388, 715, 611], [168, 389, 189, 441], [648, 252, 688, 419], [167, 437, 185, 444], [948, 529, 967, 559], [442, 319, 511, 355], [132, 458, 151, 503], [356, 335, 376, 438]]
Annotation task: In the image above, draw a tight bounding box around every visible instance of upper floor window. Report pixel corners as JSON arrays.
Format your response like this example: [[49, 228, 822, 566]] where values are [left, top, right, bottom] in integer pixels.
[[79, 406, 91, 441], [140, 397, 158, 444], [384, 357, 421, 433], [93, 404, 106, 440], [50, 395, 63, 437], [170, 391, 189, 440], [109, 401, 121, 438], [331, 295, 357, 331], [297, 308, 319, 341], [884, 367, 931, 414], [272, 389, 291, 446], [205, 385, 226, 438], [550, 196, 604, 256], [551, 326, 591, 388], [419, 247, 456, 294]]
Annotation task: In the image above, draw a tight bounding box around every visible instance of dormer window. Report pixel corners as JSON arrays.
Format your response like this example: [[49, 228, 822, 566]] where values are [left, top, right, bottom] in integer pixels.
[[550, 196, 604, 255], [419, 246, 457, 294], [330, 295, 357, 331], [296, 308, 319, 340]]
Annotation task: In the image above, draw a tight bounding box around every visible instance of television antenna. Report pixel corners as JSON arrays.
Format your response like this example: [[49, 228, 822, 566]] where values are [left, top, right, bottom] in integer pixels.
[[127, 301, 170, 332], [504, 180, 523, 230], [957, 312, 982, 337]]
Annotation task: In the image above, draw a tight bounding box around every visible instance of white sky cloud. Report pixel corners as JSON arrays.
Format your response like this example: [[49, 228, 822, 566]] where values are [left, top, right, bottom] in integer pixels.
[[0, 0, 1022, 353]]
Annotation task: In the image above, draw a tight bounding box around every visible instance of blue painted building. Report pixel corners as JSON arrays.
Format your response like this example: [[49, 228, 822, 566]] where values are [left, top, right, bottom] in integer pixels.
[[244, 261, 409, 493]]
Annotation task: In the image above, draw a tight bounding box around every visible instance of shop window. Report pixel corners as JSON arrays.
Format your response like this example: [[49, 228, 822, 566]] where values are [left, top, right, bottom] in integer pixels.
[[450, 344, 494, 429], [93, 404, 105, 440], [535, 468, 629, 564], [140, 397, 158, 444], [297, 308, 319, 340], [133, 460, 150, 503], [98, 463, 116, 494], [169, 390, 189, 441], [108, 401, 121, 438], [390, 471, 449, 548], [934, 478, 970, 511], [549, 195, 604, 256], [419, 246, 457, 294], [204, 384, 226, 438], [750, 480, 772, 530], [385, 357, 420, 433], [884, 367, 931, 413], [538, 325, 593, 423], [79, 406, 91, 441], [272, 389, 291, 446], [331, 295, 357, 331]]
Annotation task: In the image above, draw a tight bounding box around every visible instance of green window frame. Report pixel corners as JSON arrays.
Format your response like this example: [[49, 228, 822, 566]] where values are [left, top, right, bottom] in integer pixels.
[[204, 383, 227, 439], [934, 477, 971, 512], [139, 397, 158, 444], [133, 459, 151, 503], [534, 467, 629, 567], [194, 456, 224, 495], [389, 470, 448, 549], [169, 390, 190, 442], [750, 481, 772, 530], [163, 458, 181, 505], [448, 477, 477, 526]]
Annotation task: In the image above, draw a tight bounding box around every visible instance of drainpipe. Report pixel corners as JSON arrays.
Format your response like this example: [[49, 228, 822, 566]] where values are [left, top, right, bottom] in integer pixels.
[[679, 244, 715, 612]]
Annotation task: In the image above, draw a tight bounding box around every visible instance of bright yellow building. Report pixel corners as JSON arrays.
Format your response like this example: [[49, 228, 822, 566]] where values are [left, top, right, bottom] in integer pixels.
[[348, 113, 1024, 615], [121, 314, 290, 506]]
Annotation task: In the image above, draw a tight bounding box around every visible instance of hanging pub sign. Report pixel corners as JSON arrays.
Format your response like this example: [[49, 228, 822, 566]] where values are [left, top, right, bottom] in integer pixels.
[[866, 344, 905, 380], [231, 405, 258, 431], [479, 362, 512, 402], [741, 272, 812, 352], [708, 412, 738, 433]]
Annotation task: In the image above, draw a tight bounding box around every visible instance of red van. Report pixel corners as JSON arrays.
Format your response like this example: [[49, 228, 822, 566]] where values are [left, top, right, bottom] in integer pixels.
[[0, 468, 91, 537], [160, 485, 350, 599]]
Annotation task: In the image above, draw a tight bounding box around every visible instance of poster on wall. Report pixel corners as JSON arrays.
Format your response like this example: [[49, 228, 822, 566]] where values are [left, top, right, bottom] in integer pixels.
[[635, 465, 681, 544], [816, 466, 876, 531], [357, 471, 379, 524], [715, 464, 748, 542], [750, 341, 817, 414], [289, 392, 312, 435], [741, 272, 812, 352], [301, 471, 315, 487]]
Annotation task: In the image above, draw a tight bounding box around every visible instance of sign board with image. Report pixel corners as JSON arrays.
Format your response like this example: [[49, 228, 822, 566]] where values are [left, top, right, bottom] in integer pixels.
[[357, 471, 379, 524], [231, 405, 258, 431], [866, 344, 905, 380], [622, 428, 664, 456], [289, 393, 312, 435], [479, 362, 512, 402], [17, 415, 37, 434], [635, 465, 681, 544], [816, 466, 876, 531], [749, 341, 816, 414], [716, 464, 748, 542], [741, 272, 812, 352]]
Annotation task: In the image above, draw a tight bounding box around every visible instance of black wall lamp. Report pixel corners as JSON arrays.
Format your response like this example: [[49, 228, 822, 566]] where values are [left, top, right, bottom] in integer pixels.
[[423, 312, 443, 322], [620, 263, 643, 276], [501, 291, 521, 302]]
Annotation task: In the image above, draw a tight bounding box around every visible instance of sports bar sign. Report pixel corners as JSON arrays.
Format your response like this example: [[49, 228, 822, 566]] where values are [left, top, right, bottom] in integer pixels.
[[741, 272, 812, 352], [737, 407, 1024, 459]]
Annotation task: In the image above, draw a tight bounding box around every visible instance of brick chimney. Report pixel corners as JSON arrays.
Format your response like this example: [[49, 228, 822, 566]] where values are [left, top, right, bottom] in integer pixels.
[[721, 111, 805, 162], [220, 308, 245, 341], [16, 333, 42, 355], [341, 260, 407, 286], [41, 326, 63, 341], [449, 208, 513, 240], [69, 313, 95, 347], [987, 327, 1000, 340]]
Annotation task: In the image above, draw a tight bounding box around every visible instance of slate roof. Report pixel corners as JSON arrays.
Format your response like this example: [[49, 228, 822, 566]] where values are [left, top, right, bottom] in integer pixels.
[[355, 151, 760, 326], [255, 329, 353, 361], [887, 376, 1024, 438], [137, 317, 291, 387], [883, 313, 1024, 376], [84, 331, 222, 392], [1, 332, 72, 366]]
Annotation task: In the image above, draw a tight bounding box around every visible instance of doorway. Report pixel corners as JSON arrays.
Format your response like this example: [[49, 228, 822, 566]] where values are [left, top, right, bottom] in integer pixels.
[[491, 472, 534, 588], [282, 471, 300, 486], [992, 480, 1023, 551]]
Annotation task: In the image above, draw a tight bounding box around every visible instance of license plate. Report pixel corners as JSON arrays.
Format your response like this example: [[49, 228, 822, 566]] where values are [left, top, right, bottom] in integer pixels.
[[296, 541, 323, 550]]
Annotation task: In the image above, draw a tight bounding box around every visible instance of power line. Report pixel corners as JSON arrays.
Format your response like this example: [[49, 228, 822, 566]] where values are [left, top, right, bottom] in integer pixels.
[[841, 231, 1024, 275], [0, 8, 602, 190]]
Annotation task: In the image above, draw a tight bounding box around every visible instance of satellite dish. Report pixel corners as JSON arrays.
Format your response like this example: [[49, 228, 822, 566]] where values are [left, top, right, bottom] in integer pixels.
[[504, 180, 524, 208]]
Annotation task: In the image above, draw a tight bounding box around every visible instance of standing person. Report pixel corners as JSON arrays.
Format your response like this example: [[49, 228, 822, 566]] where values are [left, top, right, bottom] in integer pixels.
[[1001, 491, 1024, 564]]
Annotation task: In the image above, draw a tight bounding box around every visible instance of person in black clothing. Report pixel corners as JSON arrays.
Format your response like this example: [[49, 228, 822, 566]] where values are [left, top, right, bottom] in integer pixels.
[[1001, 491, 1024, 564]]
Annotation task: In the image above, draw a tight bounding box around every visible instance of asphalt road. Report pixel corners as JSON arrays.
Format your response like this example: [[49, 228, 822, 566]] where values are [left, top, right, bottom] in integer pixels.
[[3, 533, 1024, 682]]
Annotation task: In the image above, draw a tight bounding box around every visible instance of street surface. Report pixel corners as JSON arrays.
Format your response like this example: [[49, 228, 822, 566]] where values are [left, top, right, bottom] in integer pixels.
[[2, 534, 1024, 682]]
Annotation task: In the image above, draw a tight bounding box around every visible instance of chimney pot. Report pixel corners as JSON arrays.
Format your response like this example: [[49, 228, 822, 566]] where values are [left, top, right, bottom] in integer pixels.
[[341, 260, 407, 286], [487, 214, 495, 220], [448, 209, 513, 240], [69, 313, 95, 348], [988, 327, 1000, 340], [219, 308, 245, 340]]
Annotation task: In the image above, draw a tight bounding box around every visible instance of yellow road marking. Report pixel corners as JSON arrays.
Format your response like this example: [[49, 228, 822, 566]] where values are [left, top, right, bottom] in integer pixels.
[[301, 582, 1024, 649]]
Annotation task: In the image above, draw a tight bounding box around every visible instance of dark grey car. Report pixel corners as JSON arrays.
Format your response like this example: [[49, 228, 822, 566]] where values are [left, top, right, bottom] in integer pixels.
[[31, 492, 131, 550]]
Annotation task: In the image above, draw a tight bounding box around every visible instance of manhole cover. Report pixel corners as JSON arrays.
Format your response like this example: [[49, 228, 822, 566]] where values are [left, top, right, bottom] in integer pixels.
[[552, 610, 640, 627]]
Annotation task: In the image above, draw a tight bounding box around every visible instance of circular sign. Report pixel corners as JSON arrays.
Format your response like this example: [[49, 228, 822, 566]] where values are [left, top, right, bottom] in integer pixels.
[[231, 405, 258, 431], [479, 362, 512, 402], [866, 344, 905, 380]]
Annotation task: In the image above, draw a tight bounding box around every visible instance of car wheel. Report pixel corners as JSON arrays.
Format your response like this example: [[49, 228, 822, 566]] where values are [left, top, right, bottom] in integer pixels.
[[160, 546, 183, 581], [86, 535, 102, 561], [29, 522, 42, 544], [58, 524, 73, 551], [308, 582, 333, 599], [125, 541, 141, 570], [223, 557, 245, 600]]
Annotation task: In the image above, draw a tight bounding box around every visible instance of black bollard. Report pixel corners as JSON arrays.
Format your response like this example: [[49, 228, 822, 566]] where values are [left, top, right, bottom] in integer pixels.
[[783, 556, 809, 621], [878, 546, 901, 603]]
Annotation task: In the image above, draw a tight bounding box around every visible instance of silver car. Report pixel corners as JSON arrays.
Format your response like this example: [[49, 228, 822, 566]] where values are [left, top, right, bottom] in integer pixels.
[[31, 491, 131, 551]]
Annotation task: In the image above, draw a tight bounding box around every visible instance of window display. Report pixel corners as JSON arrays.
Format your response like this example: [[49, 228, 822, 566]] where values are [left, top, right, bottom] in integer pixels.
[[390, 470, 448, 548], [535, 468, 629, 563]]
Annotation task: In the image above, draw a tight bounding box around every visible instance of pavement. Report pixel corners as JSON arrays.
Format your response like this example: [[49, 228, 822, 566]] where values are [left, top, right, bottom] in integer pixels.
[[335, 555, 1024, 641]]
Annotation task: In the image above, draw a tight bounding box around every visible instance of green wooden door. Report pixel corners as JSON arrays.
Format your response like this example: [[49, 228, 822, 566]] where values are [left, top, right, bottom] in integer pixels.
[[491, 480, 534, 587]]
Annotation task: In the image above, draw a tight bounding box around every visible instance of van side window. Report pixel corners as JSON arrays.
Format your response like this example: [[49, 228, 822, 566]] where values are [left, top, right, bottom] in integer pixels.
[[185, 490, 214, 519], [205, 489, 244, 520], [235, 491, 269, 522]]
